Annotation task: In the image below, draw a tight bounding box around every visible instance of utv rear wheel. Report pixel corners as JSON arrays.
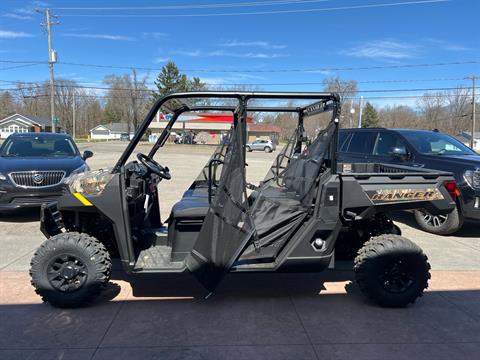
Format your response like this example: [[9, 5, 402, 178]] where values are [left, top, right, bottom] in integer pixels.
[[30, 232, 111, 308], [354, 234, 430, 308], [414, 207, 463, 235]]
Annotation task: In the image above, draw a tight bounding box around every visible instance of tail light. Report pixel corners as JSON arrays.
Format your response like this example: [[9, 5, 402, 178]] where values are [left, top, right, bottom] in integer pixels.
[[444, 180, 460, 201]]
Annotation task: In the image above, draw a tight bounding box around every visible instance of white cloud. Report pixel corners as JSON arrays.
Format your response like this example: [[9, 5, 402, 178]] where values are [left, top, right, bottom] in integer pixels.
[[198, 72, 267, 86], [171, 49, 287, 59], [0, 30, 34, 38], [344, 40, 419, 60], [423, 38, 472, 52], [62, 33, 135, 41], [142, 32, 169, 39], [154, 57, 170, 63], [220, 40, 286, 49], [3, 13, 33, 20], [2, 1, 49, 21]]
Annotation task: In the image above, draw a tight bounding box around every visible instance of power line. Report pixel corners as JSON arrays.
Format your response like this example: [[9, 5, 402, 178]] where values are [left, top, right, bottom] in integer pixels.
[[10, 93, 475, 101], [0, 63, 45, 71], [0, 59, 478, 73], [56, 0, 448, 17], [54, 0, 330, 11], [0, 77, 472, 88], [1, 82, 478, 93]]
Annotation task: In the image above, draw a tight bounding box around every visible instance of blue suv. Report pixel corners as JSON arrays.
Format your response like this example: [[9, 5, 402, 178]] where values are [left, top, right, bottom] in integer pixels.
[[338, 128, 480, 234]]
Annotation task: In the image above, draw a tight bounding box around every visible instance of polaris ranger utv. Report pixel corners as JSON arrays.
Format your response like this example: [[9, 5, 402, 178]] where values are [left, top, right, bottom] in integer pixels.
[[30, 91, 456, 308]]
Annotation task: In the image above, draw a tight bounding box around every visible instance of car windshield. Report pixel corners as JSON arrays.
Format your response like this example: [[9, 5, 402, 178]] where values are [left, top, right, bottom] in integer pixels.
[[0, 135, 77, 157], [400, 131, 475, 155]]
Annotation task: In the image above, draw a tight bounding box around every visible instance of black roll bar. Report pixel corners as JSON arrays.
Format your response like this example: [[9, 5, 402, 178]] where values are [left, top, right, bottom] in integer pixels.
[[113, 91, 340, 173]]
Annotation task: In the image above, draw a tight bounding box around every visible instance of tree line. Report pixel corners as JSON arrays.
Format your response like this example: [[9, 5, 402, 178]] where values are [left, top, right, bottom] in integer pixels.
[[0, 62, 475, 138]]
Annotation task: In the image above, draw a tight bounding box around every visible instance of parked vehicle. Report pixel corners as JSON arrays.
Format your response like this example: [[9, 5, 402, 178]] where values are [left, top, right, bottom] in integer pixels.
[[0, 132, 93, 211], [30, 92, 455, 309], [119, 133, 130, 141], [338, 128, 480, 234], [246, 139, 276, 152]]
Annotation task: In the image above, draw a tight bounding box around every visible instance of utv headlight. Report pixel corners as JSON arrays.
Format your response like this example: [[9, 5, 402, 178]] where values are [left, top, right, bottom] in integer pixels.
[[464, 169, 480, 189], [65, 168, 114, 196]]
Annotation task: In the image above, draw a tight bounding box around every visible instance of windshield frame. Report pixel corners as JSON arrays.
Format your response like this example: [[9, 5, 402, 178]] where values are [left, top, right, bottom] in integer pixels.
[[399, 130, 476, 156]]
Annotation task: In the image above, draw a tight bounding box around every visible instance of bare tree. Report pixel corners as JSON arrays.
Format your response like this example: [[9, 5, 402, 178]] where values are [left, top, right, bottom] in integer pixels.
[[0, 91, 16, 119], [322, 76, 358, 103], [379, 105, 420, 129], [416, 92, 447, 130], [445, 86, 470, 134], [104, 70, 150, 132]]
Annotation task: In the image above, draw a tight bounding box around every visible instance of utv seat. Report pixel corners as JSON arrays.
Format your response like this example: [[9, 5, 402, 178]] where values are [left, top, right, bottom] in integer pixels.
[[168, 194, 210, 262], [170, 197, 209, 219]]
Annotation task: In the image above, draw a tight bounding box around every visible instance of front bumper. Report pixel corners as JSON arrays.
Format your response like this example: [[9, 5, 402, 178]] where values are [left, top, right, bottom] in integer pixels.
[[459, 185, 480, 221], [0, 184, 65, 211]]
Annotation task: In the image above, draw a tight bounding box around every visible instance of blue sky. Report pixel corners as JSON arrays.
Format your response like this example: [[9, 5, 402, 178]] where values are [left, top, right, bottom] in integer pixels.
[[0, 0, 479, 107]]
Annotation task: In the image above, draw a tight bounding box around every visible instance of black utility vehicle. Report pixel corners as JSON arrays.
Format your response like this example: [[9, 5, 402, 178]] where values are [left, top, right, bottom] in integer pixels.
[[30, 92, 455, 309], [0, 133, 93, 211], [338, 128, 480, 234]]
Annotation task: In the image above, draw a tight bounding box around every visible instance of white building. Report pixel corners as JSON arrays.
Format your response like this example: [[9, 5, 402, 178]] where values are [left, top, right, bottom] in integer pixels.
[[89, 123, 134, 140], [457, 131, 480, 151], [0, 113, 61, 139]]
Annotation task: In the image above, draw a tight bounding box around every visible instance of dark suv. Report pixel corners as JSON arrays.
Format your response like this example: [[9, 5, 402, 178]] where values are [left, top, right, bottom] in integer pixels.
[[339, 128, 480, 234], [0, 132, 93, 211]]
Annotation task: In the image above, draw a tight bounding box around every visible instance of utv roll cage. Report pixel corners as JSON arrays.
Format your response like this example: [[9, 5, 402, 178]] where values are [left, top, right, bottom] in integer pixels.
[[112, 91, 341, 174]]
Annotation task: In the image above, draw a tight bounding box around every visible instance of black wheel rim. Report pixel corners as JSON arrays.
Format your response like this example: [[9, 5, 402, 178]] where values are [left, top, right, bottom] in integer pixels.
[[47, 254, 88, 292], [380, 259, 414, 294]]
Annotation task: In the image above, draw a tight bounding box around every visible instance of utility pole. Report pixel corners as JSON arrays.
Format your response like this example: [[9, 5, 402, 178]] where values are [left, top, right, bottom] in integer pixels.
[[38, 9, 59, 133], [358, 96, 364, 128], [72, 91, 76, 140], [465, 76, 478, 149]]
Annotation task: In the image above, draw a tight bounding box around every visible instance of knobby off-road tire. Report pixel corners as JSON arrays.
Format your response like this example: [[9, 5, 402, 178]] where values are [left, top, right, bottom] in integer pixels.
[[30, 232, 111, 308], [354, 234, 431, 308], [414, 207, 463, 235]]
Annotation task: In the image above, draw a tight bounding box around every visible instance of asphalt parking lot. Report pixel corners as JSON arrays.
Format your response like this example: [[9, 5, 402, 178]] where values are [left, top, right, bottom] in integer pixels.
[[1, 141, 479, 360]]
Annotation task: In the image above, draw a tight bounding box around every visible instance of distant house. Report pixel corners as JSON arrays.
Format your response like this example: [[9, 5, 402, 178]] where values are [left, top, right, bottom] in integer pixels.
[[247, 123, 282, 144], [456, 131, 480, 151], [89, 123, 134, 140], [0, 113, 62, 139]]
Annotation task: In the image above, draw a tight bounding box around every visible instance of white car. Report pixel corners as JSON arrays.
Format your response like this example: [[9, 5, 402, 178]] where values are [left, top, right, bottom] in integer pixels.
[[246, 139, 276, 153]]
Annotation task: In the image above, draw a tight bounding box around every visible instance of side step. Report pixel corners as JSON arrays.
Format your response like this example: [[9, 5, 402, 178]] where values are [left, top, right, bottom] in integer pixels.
[[134, 245, 184, 271]]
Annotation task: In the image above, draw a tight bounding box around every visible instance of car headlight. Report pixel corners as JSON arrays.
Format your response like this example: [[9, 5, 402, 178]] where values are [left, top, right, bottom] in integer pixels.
[[65, 168, 115, 196], [464, 169, 480, 189], [0, 172, 6, 181]]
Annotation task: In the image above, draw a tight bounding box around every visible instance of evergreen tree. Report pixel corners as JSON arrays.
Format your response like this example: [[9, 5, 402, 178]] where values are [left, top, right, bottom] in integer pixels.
[[362, 102, 380, 128], [152, 61, 206, 100]]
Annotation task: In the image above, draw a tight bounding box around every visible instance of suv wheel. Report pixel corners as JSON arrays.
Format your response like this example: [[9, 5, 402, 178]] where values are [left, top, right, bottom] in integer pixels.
[[354, 234, 430, 307], [414, 206, 463, 235], [246, 146, 252, 152], [264, 146, 272, 153], [30, 232, 112, 308]]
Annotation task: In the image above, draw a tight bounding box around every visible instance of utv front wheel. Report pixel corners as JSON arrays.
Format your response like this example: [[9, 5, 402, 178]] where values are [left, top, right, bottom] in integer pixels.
[[354, 234, 430, 308], [414, 207, 463, 235], [30, 232, 112, 308]]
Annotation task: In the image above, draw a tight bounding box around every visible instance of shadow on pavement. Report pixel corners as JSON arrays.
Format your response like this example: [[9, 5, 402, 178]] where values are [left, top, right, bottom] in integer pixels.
[[0, 208, 40, 223], [113, 270, 356, 300], [391, 210, 480, 238]]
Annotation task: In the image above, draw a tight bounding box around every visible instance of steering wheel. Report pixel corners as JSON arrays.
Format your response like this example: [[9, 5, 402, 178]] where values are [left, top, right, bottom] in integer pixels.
[[136, 153, 171, 180]]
